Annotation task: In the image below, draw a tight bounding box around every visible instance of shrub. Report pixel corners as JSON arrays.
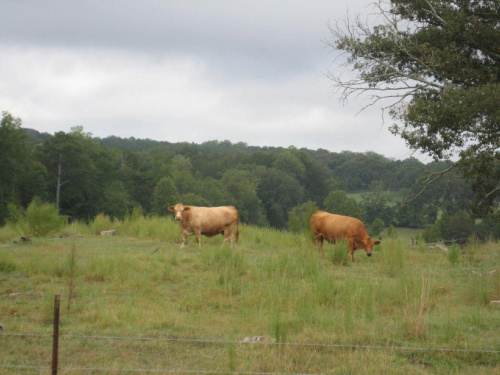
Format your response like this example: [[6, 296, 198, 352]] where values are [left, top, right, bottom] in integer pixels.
[[422, 223, 441, 243], [370, 218, 384, 238], [288, 201, 318, 235], [386, 225, 397, 238], [90, 213, 113, 235], [447, 244, 461, 266], [8, 198, 65, 237]]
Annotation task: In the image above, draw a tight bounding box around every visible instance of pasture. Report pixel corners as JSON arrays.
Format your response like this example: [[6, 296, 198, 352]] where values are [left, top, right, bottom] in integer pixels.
[[1, 216, 499, 374]]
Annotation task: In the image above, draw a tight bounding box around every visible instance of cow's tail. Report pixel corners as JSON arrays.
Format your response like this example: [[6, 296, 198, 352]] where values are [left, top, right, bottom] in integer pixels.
[[235, 213, 240, 245]]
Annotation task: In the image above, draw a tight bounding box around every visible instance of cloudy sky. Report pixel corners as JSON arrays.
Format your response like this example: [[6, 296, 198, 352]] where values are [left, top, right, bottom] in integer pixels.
[[1, 0, 425, 161]]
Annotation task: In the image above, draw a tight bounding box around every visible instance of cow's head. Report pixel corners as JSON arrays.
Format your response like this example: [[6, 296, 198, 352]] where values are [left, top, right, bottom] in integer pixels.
[[168, 203, 190, 221], [364, 238, 381, 257]]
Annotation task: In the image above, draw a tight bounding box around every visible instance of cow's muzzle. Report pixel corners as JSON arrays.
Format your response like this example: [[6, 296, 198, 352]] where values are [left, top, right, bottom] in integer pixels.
[[175, 216, 182, 221], [367, 253, 372, 257]]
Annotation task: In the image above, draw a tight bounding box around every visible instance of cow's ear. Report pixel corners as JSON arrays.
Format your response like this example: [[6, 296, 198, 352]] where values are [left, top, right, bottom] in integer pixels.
[[373, 240, 381, 245], [184, 206, 191, 211], [168, 206, 175, 211]]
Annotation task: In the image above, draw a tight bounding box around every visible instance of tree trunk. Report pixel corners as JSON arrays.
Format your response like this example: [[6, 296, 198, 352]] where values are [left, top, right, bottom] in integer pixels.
[[56, 154, 62, 211]]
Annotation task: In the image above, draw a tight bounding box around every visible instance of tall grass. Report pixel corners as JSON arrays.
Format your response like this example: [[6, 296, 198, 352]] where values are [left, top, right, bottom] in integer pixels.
[[402, 271, 432, 339], [379, 238, 405, 277], [66, 242, 78, 311], [0, 220, 499, 374]]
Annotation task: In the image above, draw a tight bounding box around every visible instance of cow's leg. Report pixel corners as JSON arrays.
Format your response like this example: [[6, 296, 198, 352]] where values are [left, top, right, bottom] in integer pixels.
[[348, 240, 355, 262], [180, 233, 187, 249], [316, 236, 325, 258], [223, 229, 233, 247], [195, 230, 202, 248]]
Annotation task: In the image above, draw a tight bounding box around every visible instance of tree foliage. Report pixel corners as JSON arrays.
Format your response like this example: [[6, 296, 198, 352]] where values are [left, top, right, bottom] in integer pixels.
[[0, 112, 48, 224], [323, 190, 363, 219], [1, 113, 498, 240], [327, 0, 500, 213], [288, 201, 319, 234], [152, 177, 179, 216]]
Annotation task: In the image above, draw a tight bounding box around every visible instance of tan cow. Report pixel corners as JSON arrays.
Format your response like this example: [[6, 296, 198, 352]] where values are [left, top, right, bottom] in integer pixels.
[[310, 211, 380, 262], [168, 203, 239, 248]]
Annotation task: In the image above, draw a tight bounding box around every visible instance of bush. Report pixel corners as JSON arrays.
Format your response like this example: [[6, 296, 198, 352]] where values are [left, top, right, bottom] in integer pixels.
[[423, 223, 441, 243], [370, 218, 384, 238], [90, 213, 114, 235], [386, 225, 397, 238], [447, 244, 461, 266], [288, 201, 318, 235], [8, 198, 66, 237]]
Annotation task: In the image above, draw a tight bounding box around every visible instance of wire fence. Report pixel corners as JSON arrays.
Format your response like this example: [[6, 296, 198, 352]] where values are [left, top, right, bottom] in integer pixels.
[[2, 290, 500, 374], [2, 330, 500, 374], [4, 332, 500, 354]]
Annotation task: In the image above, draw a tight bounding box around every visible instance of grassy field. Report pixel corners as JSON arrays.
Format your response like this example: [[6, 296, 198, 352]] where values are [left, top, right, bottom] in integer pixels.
[[0, 217, 499, 374]]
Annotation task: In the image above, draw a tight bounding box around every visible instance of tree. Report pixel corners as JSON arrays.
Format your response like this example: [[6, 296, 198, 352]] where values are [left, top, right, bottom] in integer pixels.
[[288, 201, 319, 234], [220, 169, 267, 226], [370, 218, 385, 238], [258, 168, 305, 229], [171, 155, 197, 195], [475, 212, 500, 241], [37, 128, 119, 220], [328, 0, 500, 213], [0, 112, 48, 224], [424, 210, 475, 245], [101, 181, 134, 220], [323, 190, 363, 219], [360, 191, 397, 227], [178, 192, 210, 207], [273, 149, 306, 184], [152, 177, 179, 216]]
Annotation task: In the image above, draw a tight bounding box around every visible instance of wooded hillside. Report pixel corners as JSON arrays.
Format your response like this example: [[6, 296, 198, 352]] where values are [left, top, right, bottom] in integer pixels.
[[1, 111, 498, 240]]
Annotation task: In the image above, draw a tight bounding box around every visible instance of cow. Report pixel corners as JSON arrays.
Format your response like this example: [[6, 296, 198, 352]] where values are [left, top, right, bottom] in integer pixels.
[[168, 203, 239, 248], [310, 211, 380, 262]]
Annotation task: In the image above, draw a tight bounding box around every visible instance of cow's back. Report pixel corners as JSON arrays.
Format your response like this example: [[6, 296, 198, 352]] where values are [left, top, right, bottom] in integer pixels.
[[310, 211, 367, 241], [187, 206, 238, 234]]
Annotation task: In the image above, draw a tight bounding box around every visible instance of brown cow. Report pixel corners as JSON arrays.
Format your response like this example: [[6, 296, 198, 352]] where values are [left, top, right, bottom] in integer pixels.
[[168, 203, 239, 248], [310, 211, 380, 262]]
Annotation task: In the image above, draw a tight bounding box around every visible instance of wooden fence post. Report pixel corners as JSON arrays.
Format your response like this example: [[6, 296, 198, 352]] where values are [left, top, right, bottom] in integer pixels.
[[52, 294, 60, 375]]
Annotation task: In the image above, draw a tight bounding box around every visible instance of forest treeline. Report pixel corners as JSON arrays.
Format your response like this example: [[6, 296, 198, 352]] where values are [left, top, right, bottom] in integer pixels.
[[1, 112, 498, 241]]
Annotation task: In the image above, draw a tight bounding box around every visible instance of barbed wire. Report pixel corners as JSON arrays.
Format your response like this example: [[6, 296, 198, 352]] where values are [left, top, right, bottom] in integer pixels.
[[0, 364, 50, 371], [4, 332, 500, 354], [0, 364, 316, 375]]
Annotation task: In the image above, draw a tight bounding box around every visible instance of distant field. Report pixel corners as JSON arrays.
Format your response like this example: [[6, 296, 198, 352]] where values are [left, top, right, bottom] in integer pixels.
[[347, 190, 403, 202], [389, 227, 423, 241], [0, 218, 499, 374]]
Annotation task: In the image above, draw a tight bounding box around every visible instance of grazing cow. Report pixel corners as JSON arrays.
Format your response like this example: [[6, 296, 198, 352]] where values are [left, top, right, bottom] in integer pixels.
[[168, 203, 239, 248], [310, 211, 380, 262]]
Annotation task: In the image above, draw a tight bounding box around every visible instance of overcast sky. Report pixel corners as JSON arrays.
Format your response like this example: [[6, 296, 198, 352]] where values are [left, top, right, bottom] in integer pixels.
[[1, 0, 426, 161]]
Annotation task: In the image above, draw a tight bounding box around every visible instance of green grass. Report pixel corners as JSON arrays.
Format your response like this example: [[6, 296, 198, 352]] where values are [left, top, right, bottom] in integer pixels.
[[0, 218, 499, 374]]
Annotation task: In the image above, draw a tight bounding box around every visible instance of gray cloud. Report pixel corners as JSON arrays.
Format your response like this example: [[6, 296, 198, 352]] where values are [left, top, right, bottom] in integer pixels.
[[0, 0, 425, 161]]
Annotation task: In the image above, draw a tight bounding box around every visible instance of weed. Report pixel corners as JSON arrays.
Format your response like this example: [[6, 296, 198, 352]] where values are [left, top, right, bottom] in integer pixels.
[[447, 244, 461, 266]]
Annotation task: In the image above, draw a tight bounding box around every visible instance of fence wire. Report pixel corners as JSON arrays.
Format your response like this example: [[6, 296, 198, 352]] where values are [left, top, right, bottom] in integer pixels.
[[3, 332, 500, 354], [0, 364, 317, 375]]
